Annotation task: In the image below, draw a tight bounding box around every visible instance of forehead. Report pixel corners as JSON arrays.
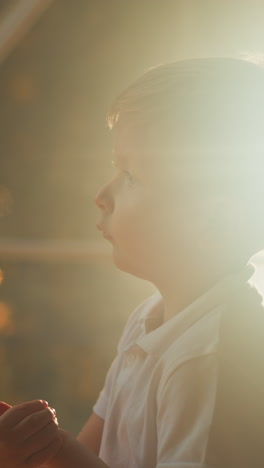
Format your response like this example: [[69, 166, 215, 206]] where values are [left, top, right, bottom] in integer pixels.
[[113, 125, 195, 180], [113, 123, 200, 171], [113, 126, 151, 172], [113, 128, 242, 199]]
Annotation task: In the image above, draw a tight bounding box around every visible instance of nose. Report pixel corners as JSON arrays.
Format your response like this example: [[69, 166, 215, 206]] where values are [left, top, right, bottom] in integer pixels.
[[94, 181, 114, 213]]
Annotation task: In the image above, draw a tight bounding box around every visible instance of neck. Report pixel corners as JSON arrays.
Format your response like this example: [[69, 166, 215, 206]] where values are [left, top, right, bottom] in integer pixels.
[[152, 258, 245, 323]]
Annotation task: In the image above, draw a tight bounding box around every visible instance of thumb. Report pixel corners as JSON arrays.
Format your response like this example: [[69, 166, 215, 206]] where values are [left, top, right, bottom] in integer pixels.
[[0, 401, 12, 416]]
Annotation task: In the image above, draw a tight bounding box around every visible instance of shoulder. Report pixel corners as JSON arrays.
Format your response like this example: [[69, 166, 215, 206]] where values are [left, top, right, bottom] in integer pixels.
[[206, 284, 264, 467], [162, 305, 223, 377]]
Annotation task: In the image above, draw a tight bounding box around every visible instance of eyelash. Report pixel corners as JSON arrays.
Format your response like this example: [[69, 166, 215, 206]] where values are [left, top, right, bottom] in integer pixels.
[[123, 170, 134, 183]]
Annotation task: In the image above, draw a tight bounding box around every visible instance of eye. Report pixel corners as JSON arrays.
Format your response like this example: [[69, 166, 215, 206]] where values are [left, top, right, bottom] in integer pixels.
[[111, 160, 135, 184], [123, 170, 134, 184]]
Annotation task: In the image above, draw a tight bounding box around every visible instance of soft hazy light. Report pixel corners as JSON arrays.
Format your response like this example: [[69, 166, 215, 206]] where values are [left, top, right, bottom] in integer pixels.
[[0, 269, 4, 285], [240, 51, 264, 66]]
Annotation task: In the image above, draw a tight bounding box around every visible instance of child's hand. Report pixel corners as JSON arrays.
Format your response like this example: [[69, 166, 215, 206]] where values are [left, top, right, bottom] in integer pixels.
[[0, 401, 12, 415], [0, 399, 62, 468]]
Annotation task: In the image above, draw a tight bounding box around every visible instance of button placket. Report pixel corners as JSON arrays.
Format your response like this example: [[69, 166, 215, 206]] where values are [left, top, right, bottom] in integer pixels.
[[126, 353, 136, 366]]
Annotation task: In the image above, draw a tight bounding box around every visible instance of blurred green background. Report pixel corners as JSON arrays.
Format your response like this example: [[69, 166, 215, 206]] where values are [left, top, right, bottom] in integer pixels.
[[0, 0, 264, 434]]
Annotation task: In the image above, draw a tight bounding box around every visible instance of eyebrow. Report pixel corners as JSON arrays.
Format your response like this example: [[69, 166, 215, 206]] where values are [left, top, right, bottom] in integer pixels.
[[111, 159, 118, 168]]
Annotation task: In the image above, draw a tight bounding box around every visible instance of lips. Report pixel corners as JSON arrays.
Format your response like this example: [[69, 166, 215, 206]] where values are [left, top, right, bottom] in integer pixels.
[[103, 232, 113, 241], [96, 224, 113, 241]]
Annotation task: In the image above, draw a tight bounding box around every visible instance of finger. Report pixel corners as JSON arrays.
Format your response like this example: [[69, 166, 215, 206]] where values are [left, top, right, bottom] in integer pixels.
[[0, 400, 48, 429], [0, 402, 12, 416], [14, 407, 58, 442], [22, 420, 60, 464], [24, 435, 62, 468]]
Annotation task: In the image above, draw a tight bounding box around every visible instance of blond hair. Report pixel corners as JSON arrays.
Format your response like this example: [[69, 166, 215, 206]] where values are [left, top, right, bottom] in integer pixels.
[[108, 58, 264, 155]]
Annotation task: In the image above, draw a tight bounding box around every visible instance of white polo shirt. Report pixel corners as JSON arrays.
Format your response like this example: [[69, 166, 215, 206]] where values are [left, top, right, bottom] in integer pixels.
[[93, 265, 256, 468]]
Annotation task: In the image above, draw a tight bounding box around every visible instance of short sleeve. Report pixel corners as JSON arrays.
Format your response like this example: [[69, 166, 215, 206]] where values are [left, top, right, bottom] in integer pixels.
[[156, 354, 218, 468], [93, 354, 120, 420]]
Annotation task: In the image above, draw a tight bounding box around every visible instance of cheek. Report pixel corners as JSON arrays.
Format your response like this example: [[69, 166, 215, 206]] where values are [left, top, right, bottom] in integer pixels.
[[109, 189, 158, 259], [112, 197, 151, 243], [110, 182, 204, 252], [109, 201, 152, 275]]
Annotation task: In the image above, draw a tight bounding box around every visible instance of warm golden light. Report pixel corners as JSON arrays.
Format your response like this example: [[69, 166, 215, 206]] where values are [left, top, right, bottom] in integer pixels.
[[0, 268, 3, 285], [0, 302, 14, 334]]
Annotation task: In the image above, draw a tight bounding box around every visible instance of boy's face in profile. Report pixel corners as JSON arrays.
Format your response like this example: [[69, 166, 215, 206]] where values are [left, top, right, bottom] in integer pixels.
[[95, 127, 210, 283]]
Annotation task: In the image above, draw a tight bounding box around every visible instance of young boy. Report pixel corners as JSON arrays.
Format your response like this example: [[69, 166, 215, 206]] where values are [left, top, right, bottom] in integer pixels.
[[1, 57, 264, 468]]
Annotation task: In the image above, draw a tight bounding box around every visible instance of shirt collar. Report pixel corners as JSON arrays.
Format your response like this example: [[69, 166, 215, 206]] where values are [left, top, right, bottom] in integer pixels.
[[135, 262, 258, 355]]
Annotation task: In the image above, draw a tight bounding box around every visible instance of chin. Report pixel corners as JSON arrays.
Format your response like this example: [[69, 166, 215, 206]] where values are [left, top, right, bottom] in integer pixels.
[[112, 251, 149, 280]]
